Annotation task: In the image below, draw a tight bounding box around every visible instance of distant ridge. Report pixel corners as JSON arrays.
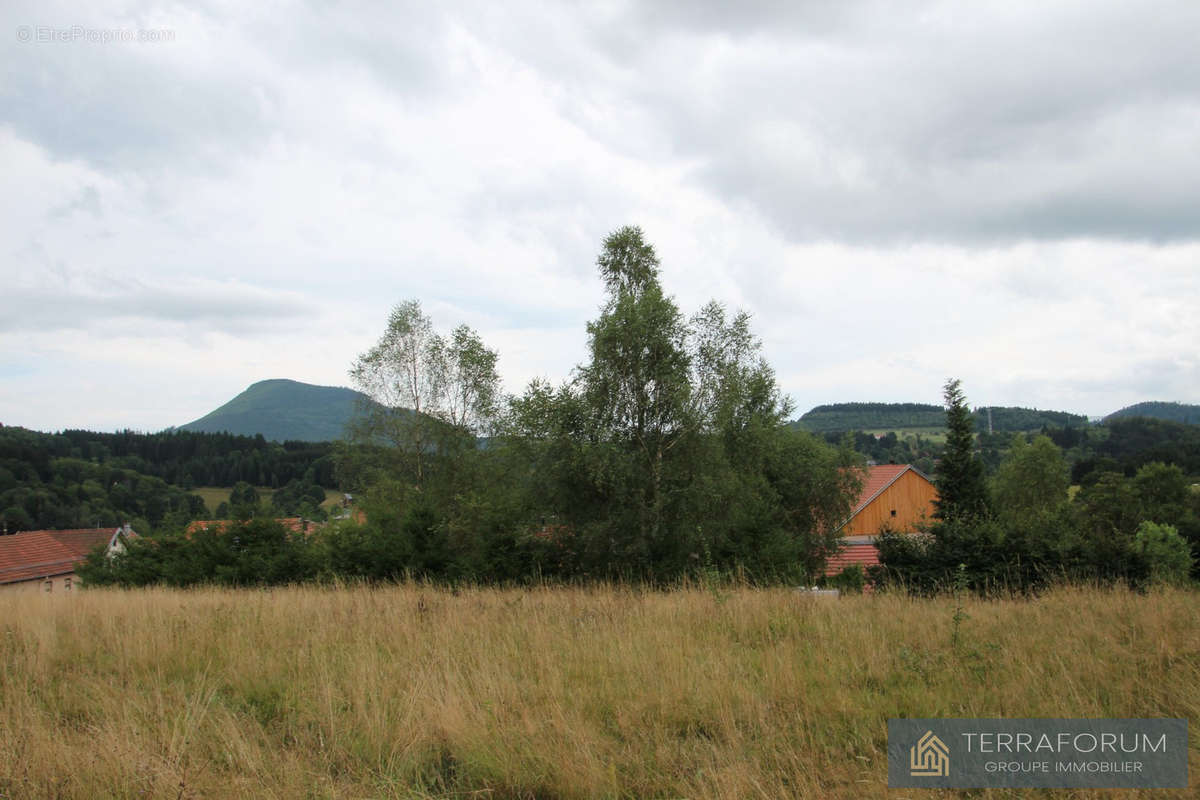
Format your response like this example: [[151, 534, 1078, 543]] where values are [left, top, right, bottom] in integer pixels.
[[794, 403, 943, 433], [1104, 401, 1200, 425], [178, 379, 373, 442], [792, 402, 1088, 434]]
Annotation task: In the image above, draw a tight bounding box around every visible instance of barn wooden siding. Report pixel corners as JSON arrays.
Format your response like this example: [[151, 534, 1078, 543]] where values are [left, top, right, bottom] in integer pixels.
[[843, 467, 937, 536]]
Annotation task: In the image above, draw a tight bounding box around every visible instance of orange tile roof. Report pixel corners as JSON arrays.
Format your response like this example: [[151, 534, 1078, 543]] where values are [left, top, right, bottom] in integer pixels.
[[0, 528, 121, 585], [823, 543, 881, 576]]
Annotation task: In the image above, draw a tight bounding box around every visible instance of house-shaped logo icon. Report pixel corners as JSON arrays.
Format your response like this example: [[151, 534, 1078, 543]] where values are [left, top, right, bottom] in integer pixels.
[[910, 730, 950, 777]]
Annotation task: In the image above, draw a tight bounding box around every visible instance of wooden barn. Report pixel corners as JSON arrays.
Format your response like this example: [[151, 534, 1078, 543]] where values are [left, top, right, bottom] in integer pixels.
[[842, 464, 937, 537], [824, 464, 937, 577]]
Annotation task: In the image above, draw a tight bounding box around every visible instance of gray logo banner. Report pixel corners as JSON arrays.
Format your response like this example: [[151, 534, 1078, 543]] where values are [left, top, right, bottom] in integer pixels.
[[888, 718, 1188, 788]]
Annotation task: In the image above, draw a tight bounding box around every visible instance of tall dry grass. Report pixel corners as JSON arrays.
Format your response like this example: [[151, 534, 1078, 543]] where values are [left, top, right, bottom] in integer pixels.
[[1, 583, 1196, 798]]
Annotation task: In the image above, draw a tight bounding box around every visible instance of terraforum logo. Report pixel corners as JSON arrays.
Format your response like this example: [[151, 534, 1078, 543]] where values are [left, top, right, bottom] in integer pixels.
[[888, 719, 1188, 789], [909, 730, 950, 777]]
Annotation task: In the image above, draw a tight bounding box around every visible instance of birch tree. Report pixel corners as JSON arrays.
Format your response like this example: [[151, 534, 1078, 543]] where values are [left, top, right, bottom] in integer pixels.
[[577, 227, 690, 561], [349, 300, 499, 488]]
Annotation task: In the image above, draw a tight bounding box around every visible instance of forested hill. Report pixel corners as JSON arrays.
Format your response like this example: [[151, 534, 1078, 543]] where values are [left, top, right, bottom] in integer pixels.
[[794, 403, 944, 433], [793, 402, 1089, 433], [179, 379, 373, 442], [1104, 401, 1200, 425], [0, 425, 335, 533], [0, 426, 335, 490]]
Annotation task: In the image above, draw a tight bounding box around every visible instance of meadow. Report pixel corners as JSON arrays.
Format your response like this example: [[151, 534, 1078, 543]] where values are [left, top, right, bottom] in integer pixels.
[[191, 487, 344, 516], [1, 584, 1196, 798]]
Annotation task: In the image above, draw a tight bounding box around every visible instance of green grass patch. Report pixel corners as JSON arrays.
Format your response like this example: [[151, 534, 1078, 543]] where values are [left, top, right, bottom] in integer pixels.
[[192, 486, 341, 516]]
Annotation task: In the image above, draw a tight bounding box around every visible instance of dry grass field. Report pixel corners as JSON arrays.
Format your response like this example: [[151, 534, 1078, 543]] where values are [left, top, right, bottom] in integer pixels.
[[1, 583, 1196, 799]]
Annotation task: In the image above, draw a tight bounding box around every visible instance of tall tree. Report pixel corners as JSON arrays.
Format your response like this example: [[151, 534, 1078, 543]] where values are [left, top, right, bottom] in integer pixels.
[[349, 301, 441, 486], [513, 225, 861, 579], [441, 325, 501, 434], [933, 378, 989, 520], [577, 226, 691, 563], [348, 300, 500, 488]]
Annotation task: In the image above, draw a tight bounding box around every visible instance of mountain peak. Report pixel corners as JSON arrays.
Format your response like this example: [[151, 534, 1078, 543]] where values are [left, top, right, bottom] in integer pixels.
[[179, 379, 371, 442]]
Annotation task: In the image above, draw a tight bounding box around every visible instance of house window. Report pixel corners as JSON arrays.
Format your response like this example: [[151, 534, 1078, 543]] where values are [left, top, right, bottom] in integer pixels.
[[64, 577, 72, 592], [44, 579, 52, 593], [890, 509, 897, 517]]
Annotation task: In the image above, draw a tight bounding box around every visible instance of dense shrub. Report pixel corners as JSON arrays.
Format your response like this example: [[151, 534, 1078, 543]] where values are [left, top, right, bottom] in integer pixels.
[[822, 564, 866, 594], [77, 518, 321, 588], [1132, 522, 1193, 585]]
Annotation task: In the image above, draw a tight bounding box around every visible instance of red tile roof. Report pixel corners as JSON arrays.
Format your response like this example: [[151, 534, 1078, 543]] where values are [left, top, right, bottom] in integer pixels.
[[186, 518, 319, 536], [824, 543, 881, 576], [0, 528, 121, 585]]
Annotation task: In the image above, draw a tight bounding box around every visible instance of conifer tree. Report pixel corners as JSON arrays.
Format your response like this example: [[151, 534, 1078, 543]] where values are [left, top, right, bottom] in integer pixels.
[[933, 378, 990, 520]]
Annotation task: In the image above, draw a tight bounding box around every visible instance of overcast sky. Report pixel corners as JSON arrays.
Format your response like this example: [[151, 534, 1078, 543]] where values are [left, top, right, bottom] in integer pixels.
[[2, 0, 1198, 432]]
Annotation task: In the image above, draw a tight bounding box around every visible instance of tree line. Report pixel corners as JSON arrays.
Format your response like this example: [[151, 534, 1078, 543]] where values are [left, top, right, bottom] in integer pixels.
[[796, 402, 1088, 434], [67, 227, 1200, 591], [0, 426, 335, 533], [83, 227, 864, 587], [0, 427, 335, 491]]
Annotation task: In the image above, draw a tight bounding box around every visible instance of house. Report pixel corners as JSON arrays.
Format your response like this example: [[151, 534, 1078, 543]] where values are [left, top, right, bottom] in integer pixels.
[[824, 464, 937, 576], [0, 525, 137, 593]]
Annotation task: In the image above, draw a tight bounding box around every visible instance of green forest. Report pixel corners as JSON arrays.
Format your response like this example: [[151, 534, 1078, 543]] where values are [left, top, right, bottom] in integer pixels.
[[0, 426, 335, 533]]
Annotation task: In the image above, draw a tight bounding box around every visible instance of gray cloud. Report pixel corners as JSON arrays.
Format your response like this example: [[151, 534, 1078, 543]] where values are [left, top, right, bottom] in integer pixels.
[[3, 39, 271, 169], [478, 0, 1200, 244], [12, 1, 1197, 243], [1, 0, 454, 171], [49, 185, 102, 219], [0, 276, 316, 334]]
